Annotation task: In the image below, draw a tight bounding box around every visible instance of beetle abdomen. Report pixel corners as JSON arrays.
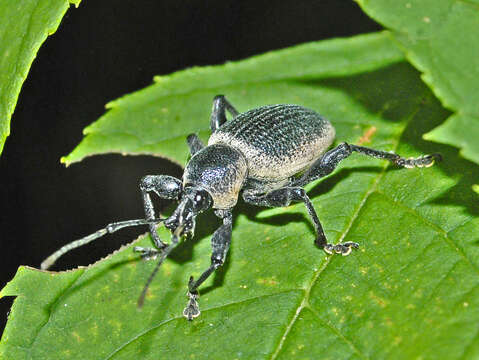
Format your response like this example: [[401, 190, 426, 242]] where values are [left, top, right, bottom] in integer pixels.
[[208, 104, 335, 181]]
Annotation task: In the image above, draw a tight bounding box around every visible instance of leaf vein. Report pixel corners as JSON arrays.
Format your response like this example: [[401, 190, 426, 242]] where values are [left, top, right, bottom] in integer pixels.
[[269, 87, 430, 359], [308, 306, 368, 360], [27, 269, 85, 357], [376, 190, 479, 276], [105, 289, 301, 360]]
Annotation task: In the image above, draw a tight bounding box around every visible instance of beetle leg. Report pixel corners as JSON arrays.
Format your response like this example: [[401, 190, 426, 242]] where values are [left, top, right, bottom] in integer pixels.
[[137, 231, 181, 308], [242, 187, 359, 256], [138, 175, 182, 258], [183, 209, 233, 320], [40, 218, 164, 269], [210, 95, 239, 132], [295, 142, 441, 186], [186, 134, 205, 156]]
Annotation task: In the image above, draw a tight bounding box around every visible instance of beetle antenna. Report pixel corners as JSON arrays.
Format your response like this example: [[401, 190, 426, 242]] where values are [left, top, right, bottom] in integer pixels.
[[137, 232, 181, 308], [41, 218, 165, 270]]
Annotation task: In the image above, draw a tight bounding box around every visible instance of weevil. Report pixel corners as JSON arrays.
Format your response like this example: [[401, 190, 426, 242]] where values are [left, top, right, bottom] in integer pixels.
[[41, 95, 441, 320]]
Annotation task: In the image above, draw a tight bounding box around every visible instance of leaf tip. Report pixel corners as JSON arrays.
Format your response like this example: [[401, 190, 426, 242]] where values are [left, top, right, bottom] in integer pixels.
[[60, 156, 70, 167], [69, 0, 82, 8]]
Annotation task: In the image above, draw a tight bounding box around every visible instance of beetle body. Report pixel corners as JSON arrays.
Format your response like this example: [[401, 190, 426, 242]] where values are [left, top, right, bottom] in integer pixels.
[[42, 95, 441, 321], [185, 104, 335, 209]]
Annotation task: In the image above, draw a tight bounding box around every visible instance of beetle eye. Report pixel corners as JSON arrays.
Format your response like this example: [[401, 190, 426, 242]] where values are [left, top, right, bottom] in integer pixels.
[[191, 189, 212, 212]]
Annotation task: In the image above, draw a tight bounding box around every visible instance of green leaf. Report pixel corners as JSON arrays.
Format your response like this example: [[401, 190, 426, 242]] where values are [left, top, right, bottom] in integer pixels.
[[3, 32, 479, 359], [355, 0, 479, 166], [0, 0, 80, 156], [61, 31, 404, 165]]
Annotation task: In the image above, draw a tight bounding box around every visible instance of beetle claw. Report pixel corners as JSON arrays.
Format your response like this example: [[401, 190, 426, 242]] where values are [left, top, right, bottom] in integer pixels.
[[397, 153, 442, 169], [183, 290, 200, 321], [323, 242, 359, 256]]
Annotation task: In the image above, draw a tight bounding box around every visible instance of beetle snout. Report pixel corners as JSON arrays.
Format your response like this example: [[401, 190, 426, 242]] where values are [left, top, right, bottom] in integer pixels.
[[166, 216, 195, 239], [164, 199, 196, 238]]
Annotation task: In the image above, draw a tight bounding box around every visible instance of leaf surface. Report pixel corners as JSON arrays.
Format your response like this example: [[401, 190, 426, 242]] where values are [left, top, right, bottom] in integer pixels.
[[61, 31, 404, 165], [356, 0, 479, 166], [0, 0, 80, 156], [2, 32, 479, 359]]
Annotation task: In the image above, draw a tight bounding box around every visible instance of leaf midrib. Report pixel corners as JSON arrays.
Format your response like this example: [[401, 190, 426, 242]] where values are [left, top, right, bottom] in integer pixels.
[[269, 87, 430, 359]]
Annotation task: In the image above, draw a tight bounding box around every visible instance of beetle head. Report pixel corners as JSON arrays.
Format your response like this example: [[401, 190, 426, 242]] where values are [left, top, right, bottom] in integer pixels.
[[164, 187, 212, 238]]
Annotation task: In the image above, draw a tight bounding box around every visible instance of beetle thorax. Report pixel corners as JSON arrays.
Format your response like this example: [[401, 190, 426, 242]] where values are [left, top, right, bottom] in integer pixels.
[[183, 144, 248, 209]]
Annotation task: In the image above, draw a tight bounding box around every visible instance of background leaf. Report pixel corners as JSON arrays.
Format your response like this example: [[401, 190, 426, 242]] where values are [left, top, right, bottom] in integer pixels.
[[0, 0, 80, 156], [61, 31, 404, 165], [355, 0, 479, 166], [2, 32, 479, 359]]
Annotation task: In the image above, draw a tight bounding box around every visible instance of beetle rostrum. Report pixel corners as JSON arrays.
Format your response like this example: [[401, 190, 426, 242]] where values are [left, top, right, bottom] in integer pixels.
[[41, 95, 441, 320]]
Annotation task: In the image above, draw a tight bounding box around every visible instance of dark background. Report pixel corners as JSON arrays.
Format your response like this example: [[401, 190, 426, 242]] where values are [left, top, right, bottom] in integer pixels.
[[0, 0, 380, 333]]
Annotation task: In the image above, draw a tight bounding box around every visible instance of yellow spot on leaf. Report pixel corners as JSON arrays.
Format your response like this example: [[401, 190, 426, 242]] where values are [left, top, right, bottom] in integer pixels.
[[369, 291, 388, 308], [414, 289, 423, 298], [256, 277, 278, 286], [358, 126, 377, 145], [109, 319, 123, 332], [62, 350, 71, 357], [72, 331, 83, 343]]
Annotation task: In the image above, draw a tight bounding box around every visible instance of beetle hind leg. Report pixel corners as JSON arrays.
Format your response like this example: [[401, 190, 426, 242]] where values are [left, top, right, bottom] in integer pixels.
[[242, 187, 359, 256], [294, 143, 441, 186]]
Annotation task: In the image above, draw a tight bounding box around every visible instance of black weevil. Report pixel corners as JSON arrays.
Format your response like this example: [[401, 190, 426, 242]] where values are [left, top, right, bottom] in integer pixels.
[[41, 95, 441, 320]]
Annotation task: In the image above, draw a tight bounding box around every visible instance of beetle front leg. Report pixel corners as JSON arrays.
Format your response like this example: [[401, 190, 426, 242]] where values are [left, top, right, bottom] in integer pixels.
[[210, 95, 239, 132], [136, 175, 182, 259], [243, 188, 359, 256], [183, 209, 233, 320]]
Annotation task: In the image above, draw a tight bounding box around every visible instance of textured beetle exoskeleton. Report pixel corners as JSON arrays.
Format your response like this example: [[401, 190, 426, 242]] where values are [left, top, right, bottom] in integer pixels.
[[41, 95, 441, 321]]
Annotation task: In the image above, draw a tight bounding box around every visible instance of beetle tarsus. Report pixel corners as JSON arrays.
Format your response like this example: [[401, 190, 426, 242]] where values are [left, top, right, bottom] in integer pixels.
[[184, 277, 201, 320], [395, 153, 442, 168], [183, 291, 200, 321]]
